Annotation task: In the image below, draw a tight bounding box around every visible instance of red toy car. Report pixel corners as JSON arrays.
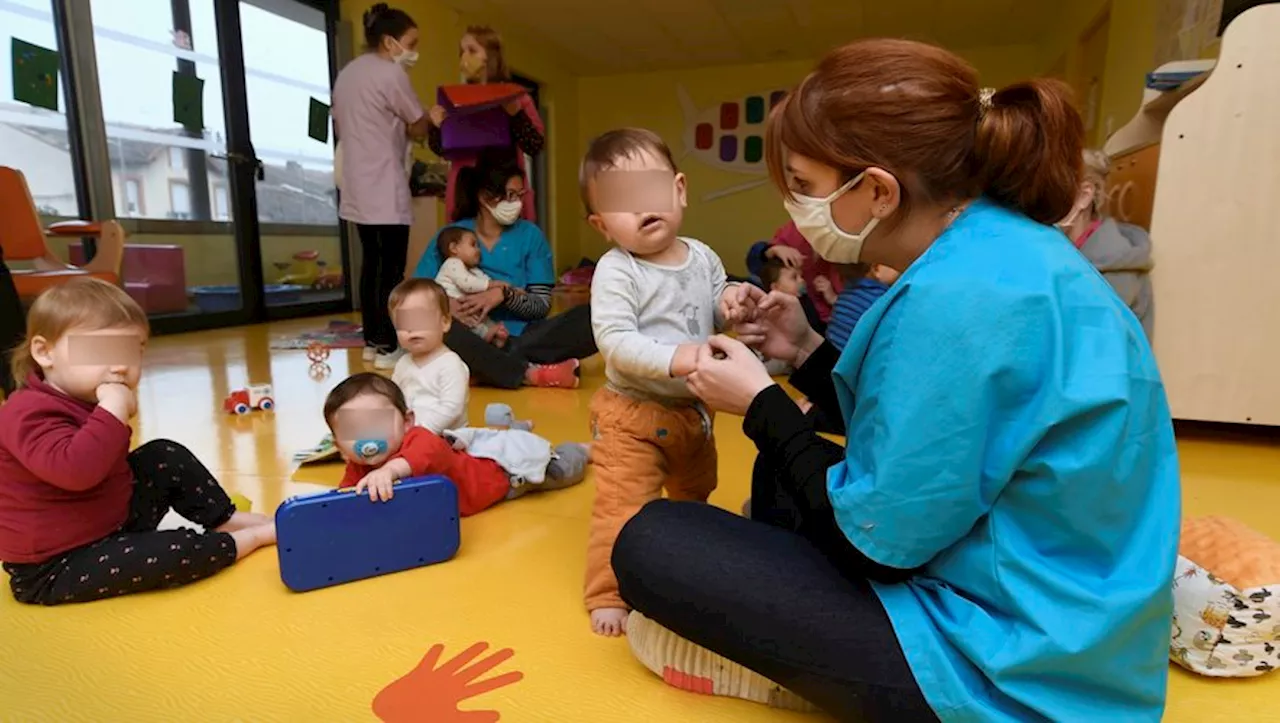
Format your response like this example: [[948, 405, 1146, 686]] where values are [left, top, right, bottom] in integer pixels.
[[224, 384, 275, 414]]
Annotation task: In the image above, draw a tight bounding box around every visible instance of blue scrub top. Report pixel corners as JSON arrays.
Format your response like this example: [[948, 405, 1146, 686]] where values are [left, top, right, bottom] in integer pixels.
[[414, 218, 555, 336], [831, 199, 1180, 722]]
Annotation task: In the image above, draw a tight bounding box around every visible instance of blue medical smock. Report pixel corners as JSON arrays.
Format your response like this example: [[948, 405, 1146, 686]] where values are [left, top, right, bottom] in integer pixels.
[[830, 199, 1180, 722], [414, 218, 556, 336]]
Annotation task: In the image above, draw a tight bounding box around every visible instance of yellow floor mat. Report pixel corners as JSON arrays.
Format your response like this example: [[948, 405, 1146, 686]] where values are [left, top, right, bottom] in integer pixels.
[[1, 319, 1277, 722]]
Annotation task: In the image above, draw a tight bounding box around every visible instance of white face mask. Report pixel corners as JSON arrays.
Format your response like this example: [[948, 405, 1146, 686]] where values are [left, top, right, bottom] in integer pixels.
[[488, 199, 522, 226], [391, 39, 418, 69], [783, 172, 880, 264]]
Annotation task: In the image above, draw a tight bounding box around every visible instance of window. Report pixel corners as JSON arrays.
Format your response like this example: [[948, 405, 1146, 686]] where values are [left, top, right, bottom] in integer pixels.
[[123, 178, 142, 215], [91, 0, 226, 221], [169, 180, 191, 219], [212, 183, 229, 220], [0, 0, 82, 219]]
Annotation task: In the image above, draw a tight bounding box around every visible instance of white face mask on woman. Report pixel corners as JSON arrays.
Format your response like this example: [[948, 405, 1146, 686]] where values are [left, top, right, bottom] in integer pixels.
[[783, 172, 880, 264], [488, 199, 522, 226], [391, 38, 418, 69]]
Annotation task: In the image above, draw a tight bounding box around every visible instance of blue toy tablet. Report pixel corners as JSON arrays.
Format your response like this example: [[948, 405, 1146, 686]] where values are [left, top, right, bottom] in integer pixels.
[[276, 475, 461, 592]]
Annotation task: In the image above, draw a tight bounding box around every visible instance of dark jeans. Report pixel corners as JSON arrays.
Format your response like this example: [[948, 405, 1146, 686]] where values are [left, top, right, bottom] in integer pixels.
[[447, 303, 597, 388], [613, 440, 939, 722], [0, 248, 25, 395], [3, 440, 238, 605], [355, 223, 410, 351]]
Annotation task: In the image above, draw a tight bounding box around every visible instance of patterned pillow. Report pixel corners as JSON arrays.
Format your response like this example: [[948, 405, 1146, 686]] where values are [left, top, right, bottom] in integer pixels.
[[1171, 517, 1280, 677]]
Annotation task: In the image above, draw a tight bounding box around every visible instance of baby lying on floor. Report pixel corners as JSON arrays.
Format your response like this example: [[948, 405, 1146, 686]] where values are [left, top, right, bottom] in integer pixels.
[[325, 373, 588, 511]]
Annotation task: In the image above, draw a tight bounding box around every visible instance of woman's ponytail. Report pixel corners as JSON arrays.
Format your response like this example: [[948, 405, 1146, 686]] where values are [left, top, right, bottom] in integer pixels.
[[452, 166, 483, 222], [973, 79, 1084, 225]]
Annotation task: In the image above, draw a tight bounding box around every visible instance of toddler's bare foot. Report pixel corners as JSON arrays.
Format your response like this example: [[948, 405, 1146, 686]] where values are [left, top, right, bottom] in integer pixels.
[[591, 607, 629, 637], [230, 522, 277, 561], [216, 511, 272, 533], [796, 398, 813, 414]]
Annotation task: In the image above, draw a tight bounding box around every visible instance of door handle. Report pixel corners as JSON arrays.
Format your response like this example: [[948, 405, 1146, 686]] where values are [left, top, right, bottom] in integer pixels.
[[211, 151, 265, 181]]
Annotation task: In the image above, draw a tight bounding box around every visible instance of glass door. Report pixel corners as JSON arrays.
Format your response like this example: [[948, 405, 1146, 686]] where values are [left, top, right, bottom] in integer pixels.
[[238, 0, 347, 315], [87, 0, 254, 329]]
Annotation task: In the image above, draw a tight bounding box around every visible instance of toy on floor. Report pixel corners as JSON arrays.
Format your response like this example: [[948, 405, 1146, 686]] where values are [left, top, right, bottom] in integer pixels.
[[308, 362, 330, 381], [1171, 516, 1280, 677], [275, 475, 460, 592], [306, 341, 330, 364], [223, 384, 275, 414], [484, 403, 534, 431]]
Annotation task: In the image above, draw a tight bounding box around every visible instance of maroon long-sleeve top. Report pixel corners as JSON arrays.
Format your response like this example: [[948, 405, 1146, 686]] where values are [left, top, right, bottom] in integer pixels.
[[0, 374, 133, 563]]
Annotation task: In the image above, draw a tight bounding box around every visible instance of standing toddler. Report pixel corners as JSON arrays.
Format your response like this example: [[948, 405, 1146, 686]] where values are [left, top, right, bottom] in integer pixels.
[[581, 129, 744, 636]]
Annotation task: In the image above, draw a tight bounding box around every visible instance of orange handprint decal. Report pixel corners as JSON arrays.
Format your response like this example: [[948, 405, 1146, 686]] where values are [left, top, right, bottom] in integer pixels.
[[372, 642, 524, 723]]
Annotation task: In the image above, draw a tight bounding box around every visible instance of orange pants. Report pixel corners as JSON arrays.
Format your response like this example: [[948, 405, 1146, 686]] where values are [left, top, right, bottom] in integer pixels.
[[584, 387, 718, 611]]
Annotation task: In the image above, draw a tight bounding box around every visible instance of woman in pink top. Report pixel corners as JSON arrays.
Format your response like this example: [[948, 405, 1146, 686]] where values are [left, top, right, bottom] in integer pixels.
[[332, 3, 428, 367], [426, 26, 545, 223]]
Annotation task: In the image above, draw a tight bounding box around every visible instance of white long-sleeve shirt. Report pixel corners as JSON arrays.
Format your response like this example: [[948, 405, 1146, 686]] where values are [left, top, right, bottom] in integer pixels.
[[391, 348, 470, 433], [435, 257, 492, 299], [590, 237, 727, 400]]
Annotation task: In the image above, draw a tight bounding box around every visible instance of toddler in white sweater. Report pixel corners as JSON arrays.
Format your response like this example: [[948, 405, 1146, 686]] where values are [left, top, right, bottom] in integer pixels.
[[433, 227, 509, 347]]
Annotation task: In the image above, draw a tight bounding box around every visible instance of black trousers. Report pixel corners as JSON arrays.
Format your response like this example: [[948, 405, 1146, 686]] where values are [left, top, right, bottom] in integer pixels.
[[613, 440, 939, 722], [355, 223, 410, 351], [446, 303, 597, 388], [3, 440, 238, 605], [0, 248, 25, 396]]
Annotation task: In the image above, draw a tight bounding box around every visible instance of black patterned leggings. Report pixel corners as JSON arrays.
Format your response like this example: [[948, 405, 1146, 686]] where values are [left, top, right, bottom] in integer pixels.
[[3, 439, 239, 605]]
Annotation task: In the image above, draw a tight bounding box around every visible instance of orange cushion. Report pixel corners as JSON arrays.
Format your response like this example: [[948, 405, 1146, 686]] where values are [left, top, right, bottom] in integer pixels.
[[1181, 516, 1280, 589], [13, 269, 119, 300]]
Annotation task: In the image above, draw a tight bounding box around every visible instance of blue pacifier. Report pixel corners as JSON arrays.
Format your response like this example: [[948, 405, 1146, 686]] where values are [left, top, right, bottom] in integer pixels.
[[354, 439, 388, 460]]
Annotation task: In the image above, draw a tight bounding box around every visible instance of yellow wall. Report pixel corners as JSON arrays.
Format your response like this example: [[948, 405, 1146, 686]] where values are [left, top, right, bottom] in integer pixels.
[[1040, 0, 1159, 146], [337, 1, 579, 272], [573, 44, 1041, 274]]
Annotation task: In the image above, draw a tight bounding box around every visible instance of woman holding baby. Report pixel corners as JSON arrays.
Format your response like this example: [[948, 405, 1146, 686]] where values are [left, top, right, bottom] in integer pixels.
[[611, 39, 1180, 722]]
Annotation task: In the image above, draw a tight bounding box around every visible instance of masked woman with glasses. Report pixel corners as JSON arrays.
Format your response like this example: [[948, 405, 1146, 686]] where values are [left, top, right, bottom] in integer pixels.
[[413, 160, 594, 389]]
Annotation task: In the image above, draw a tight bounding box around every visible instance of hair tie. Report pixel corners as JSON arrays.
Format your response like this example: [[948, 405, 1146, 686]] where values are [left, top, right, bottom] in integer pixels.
[[978, 87, 996, 115]]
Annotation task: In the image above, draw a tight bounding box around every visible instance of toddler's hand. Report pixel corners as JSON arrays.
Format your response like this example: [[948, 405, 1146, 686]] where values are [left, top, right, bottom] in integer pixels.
[[356, 468, 397, 502], [719, 283, 764, 326], [95, 382, 136, 421], [812, 275, 838, 304]]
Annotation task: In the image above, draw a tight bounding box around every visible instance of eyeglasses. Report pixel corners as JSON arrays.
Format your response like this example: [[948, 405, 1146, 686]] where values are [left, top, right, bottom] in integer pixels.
[[501, 188, 527, 202]]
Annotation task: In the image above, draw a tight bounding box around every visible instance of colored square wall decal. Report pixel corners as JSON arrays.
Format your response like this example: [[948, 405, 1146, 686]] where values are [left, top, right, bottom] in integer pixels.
[[11, 38, 60, 112], [719, 135, 738, 163], [719, 102, 739, 130], [745, 96, 765, 124], [744, 136, 763, 163], [172, 71, 205, 132], [770, 90, 786, 108], [695, 123, 714, 150]]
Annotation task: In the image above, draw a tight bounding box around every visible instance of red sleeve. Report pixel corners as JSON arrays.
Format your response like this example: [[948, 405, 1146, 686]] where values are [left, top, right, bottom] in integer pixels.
[[394, 427, 452, 477], [339, 462, 364, 489], [519, 94, 544, 134], [770, 221, 805, 250], [0, 402, 131, 492]]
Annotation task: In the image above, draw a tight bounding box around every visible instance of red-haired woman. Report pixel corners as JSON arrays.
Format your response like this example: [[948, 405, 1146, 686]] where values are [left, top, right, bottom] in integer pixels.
[[427, 26, 544, 223], [612, 39, 1179, 722]]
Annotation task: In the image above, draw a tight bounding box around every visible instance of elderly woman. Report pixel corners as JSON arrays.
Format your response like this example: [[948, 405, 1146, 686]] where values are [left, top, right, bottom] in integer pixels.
[[611, 39, 1180, 723]]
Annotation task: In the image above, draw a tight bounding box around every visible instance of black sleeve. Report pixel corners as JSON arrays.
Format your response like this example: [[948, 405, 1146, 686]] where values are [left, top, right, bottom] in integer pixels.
[[510, 111, 545, 156], [427, 125, 444, 157], [800, 293, 827, 335], [742, 385, 912, 582], [788, 341, 842, 416]]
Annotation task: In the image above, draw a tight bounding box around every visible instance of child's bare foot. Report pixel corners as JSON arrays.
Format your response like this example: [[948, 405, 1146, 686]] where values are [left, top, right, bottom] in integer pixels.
[[216, 511, 272, 533], [591, 607, 629, 637], [493, 324, 510, 348], [229, 522, 277, 560], [797, 398, 813, 414]]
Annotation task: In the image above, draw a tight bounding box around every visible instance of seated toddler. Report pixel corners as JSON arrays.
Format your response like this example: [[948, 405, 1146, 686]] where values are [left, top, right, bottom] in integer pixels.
[[0, 279, 275, 605], [433, 227, 509, 347]]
